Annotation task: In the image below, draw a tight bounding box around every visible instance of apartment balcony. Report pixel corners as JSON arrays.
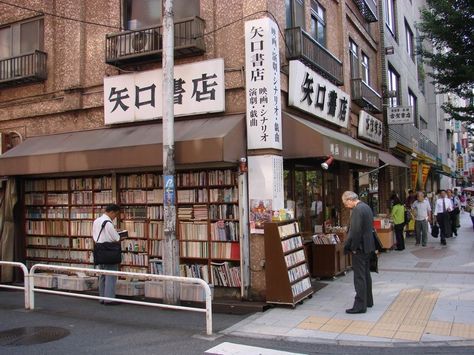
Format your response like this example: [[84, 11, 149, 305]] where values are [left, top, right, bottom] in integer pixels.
[[105, 17, 205, 66], [0, 51, 47, 88], [354, 0, 378, 23], [351, 78, 382, 113], [285, 27, 343, 86]]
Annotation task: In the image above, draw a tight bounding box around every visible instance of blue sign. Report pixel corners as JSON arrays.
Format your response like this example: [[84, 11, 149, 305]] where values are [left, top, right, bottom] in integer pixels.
[[164, 175, 175, 205]]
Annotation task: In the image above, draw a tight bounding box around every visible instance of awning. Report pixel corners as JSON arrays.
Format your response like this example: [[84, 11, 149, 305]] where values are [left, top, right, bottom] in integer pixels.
[[282, 112, 379, 168], [374, 149, 408, 168], [0, 115, 245, 176]]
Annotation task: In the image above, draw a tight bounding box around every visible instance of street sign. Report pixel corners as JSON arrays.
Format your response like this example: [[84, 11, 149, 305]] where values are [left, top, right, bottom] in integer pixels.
[[387, 106, 414, 125]]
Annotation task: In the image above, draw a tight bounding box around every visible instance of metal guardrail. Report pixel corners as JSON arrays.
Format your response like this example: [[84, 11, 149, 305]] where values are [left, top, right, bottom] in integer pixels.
[[0, 261, 30, 309], [5, 263, 213, 335]]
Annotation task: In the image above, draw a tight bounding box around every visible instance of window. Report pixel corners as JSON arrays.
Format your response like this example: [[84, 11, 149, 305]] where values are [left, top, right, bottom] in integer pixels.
[[0, 18, 43, 59], [387, 65, 400, 107], [385, 0, 396, 36], [420, 117, 427, 130], [310, 1, 325, 46], [408, 89, 418, 127], [361, 52, 370, 85], [123, 0, 199, 30], [286, 0, 305, 29], [405, 20, 415, 61], [349, 39, 359, 79]]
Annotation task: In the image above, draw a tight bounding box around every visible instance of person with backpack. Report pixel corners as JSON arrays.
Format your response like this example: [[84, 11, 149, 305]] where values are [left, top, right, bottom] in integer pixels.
[[391, 196, 406, 250]]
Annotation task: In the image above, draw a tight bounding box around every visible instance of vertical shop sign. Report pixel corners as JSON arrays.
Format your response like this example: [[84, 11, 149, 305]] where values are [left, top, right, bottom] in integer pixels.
[[421, 164, 430, 189], [411, 160, 419, 189], [245, 18, 282, 150], [357, 110, 383, 144]]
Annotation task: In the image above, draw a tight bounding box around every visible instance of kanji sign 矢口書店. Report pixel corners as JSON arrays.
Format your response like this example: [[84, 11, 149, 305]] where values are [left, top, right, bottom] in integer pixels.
[[244, 18, 282, 150], [103, 59, 225, 124], [288, 60, 350, 128]]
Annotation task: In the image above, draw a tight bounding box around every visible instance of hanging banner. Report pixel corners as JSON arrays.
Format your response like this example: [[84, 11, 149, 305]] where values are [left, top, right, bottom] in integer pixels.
[[411, 160, 419, 189], [421, 164, 430, 189], [244, 17, 282, 150]]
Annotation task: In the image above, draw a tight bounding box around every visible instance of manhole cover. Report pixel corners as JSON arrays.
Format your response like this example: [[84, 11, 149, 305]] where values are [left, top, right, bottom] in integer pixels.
[[0, 326, 70, 346]]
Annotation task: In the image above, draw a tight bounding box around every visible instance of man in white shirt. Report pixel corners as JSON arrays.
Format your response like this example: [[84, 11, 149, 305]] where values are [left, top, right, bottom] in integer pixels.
[[434, 190, 453, 245], [92, 204, 121, 305], [412, 191, 431, 247]]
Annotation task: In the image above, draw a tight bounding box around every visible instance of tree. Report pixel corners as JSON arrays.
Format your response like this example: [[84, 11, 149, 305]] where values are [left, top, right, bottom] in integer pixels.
[[418, 0, 474, 122]]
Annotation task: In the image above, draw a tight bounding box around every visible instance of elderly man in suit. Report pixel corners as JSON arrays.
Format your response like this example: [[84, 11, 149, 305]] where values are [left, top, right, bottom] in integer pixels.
[[342, 191, 375, 314]]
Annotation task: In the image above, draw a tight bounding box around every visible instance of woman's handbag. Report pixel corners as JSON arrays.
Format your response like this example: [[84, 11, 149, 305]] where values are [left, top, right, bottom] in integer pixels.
[[93, 220, 122, 265], [431, 223, 439, 238]]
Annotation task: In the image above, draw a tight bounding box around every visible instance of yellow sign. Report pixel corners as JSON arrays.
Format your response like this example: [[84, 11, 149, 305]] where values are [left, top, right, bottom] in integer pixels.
[[411, 160, 419, 189], [421, 164, 430, 189]]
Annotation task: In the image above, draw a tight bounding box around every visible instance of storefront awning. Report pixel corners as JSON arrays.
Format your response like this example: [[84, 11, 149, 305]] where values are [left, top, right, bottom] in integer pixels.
[[282, 112, 379, 168], [0, 115, 245, 176], [373, 149, 408, 168]]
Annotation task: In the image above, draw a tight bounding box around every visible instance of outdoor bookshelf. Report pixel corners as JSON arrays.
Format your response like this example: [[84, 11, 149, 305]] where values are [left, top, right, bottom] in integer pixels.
[[24, 168, 241, 290], [264, 221, 313, 307]]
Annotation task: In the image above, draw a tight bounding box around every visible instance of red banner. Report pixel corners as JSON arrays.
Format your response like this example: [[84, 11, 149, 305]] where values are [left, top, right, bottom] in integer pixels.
[[411, 160, 419, 189], [421, 164, 430, 189]]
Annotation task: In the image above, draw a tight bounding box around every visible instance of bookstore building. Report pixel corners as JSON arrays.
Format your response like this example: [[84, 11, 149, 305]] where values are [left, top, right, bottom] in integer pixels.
[[0, 18, 388, 302]]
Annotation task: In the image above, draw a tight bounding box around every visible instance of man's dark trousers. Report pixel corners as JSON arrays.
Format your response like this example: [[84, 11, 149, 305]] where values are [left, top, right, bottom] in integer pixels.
[[351, 252, 373, 311], [437, 212, 451, 244]]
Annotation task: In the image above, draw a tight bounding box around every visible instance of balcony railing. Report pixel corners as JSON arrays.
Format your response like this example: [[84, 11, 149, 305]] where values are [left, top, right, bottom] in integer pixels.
[[354, 0, 378, 23], [285, 27, 343, 86], [105, 16, 205, 66], [0, 51, 47, 88], [389, 126, 438, 159], [351, 78, 382, 113]]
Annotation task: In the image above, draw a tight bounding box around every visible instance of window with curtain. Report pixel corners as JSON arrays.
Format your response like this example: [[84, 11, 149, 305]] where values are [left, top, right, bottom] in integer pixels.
[[0, 18, 43, 59], [123, 0, 199, 30], [405, 20, 415, 61], [310, 0, 325, 46]]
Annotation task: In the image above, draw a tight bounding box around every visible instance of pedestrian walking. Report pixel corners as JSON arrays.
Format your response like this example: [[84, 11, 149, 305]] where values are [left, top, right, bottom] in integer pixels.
[[92, 204, 122, 305], [342, 191, 375, 314], [449, 188, 461, 235], [391, 196, 405, 250], [412, 191, 432, 247], [434, 190, 453, 246]]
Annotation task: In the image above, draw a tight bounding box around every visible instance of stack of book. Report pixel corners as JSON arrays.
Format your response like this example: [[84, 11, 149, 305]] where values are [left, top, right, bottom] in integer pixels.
[[178, 207, 193, 220], [211, 262, 241, 287], [193, 205, 208, 220], [312, 234, 341, 245]]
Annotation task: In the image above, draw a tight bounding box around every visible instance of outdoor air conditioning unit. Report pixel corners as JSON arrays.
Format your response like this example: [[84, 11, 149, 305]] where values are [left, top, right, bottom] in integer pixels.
[[111, 31, 160, 58]]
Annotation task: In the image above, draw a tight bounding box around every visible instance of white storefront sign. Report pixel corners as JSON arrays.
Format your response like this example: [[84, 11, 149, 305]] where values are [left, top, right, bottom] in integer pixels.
[[244, 18, 282, 150], [358, 110, 383, 144], [248, 155, 284, 234], [288, 60, 350, 128], [387, 106, 413, 125], [103, 59, 225, 124]]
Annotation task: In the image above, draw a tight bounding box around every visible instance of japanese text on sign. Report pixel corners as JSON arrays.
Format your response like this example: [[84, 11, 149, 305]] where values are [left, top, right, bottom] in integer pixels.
[[358, 110, 383, 144], [245, 18, 282, 150], [104, 59, 225, 124], [387, 106, 413, 125], [288, 60, 350, 128]]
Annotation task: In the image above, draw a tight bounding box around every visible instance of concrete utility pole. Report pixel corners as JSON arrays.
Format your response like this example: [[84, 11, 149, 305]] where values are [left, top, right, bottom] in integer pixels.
[[162, 0, 179, 304]]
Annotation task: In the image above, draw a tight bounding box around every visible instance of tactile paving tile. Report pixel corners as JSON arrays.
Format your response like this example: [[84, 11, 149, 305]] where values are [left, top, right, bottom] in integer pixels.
[[344, 320, 375, 335], [450, 323, 474, 339], [319, 319, 352, 333], [296, 316, 330, 330], [425, 320, 453, 336]]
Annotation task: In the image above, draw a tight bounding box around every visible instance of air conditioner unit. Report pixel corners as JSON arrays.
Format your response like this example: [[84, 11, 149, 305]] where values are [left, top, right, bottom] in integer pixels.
[[111, 31, 160, 58]]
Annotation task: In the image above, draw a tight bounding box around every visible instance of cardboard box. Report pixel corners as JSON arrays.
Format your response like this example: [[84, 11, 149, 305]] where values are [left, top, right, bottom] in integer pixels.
[[116, 280, 145, 296], [57, 275, 98, 291]]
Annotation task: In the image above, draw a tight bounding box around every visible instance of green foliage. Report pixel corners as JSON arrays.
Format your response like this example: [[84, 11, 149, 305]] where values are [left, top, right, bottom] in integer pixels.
[[418, 0, 474, 121]]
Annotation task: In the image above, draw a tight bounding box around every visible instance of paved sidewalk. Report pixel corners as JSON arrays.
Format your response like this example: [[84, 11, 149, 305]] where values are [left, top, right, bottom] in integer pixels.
[[223, 212, 474, 345]]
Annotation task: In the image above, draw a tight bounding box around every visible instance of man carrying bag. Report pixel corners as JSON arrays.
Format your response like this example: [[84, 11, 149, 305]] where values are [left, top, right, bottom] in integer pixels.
[[92, 204, 122, 305]]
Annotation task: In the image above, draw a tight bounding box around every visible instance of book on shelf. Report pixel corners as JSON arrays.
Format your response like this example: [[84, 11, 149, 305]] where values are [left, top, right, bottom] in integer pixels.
[[25, 180, 46, 192], [210, 262, 241, 287], [120, 190, 147, 204], [288, 263, 309, 283], [180, 263, 209, 283], [47, 207, 69, 219], [281, 236, 303, 253], [147, 206, 164, 220], [150, 240, 162, 256], [284, 249, 306, 268], [149, 221, 164, 239], [71, 191, 93, 204], [70, 220, 93, 236], [291, 277, 312, 297], [278, 222, 300, 238], [47, 179, 68, 191], [94, 191, 113, 204], [46, 193, 69, 205], [208, 170, 235, 186], [193, 204, 208, 220], [177, 207, 193, 220], [122, 252, 149, 266], [48, 237, 69, 248], [121, 238, 146, 252], [210, 242, 240, 260], [71, 177, 93, 190], [209, 188, 237, 203], [177, 189, 208, 203], [179, 221, 208, 241], [210, 221, 239, 241], [209, 204, 239, 220], [25, 193, 45, 205], [93, 176, 112, 190], [72, 238, 94, 250], [150, 259, 163, 274], [147, 189, 163, 204], [311, 234, 340, 245], [120, 221, 146, 238], [118, 230, 129, 239], [70, 207, 93, 219], [180, 241, 209, 258], [177, 171, 207, 187], [122, 206, 147, 219]]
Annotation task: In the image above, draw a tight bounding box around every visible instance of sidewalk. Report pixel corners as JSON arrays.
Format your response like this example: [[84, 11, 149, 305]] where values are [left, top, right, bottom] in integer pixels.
[[223, 212, 474, 346]]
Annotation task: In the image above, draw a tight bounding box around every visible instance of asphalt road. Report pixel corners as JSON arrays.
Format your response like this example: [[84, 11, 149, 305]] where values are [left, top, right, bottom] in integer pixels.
[[0, 290, 473, 355]]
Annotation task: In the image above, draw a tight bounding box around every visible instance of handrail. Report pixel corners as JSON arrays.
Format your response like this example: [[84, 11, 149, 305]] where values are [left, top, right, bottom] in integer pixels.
[[0, 261, 30, 309], [29, 264, 213, 335]]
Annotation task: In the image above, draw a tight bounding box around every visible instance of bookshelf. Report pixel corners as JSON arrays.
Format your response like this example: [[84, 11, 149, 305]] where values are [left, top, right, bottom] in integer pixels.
[[23, 168, 241, 289], [309, 233, 351, 278], [264, 221, 313, 306]]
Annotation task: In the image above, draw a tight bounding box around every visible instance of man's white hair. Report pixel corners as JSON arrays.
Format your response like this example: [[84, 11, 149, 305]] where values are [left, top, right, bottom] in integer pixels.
[[342, 191, 358, 201]]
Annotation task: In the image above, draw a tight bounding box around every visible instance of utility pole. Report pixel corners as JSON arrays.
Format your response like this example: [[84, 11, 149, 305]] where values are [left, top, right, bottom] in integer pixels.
[[162, 0, 179, 304]]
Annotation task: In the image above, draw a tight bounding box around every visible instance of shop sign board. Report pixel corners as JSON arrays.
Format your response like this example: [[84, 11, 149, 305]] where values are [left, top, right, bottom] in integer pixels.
[[288, 60, 350, 128], [358, 110, 383, 144], [387, 106, 413, 125], [104, 58, 225, 124], [248, 155, 284, 234], [244, 17, 282, 150]]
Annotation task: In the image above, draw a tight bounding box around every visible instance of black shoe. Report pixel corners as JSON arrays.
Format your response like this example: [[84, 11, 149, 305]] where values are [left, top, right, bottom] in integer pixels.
[[103, 301, 121, 306], [441, 240, 447, 245], [367, 304, 374, 308], [346, 308, 366, 314]]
